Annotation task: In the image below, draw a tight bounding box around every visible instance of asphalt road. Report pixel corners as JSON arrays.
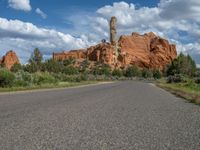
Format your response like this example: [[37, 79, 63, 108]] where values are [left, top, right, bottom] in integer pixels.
[[0, 81, 200, 150]]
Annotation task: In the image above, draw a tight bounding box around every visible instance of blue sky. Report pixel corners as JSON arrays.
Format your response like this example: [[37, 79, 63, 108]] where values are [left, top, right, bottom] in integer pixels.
[[0, 0, 200, 66], [0, 0, 159, 30]]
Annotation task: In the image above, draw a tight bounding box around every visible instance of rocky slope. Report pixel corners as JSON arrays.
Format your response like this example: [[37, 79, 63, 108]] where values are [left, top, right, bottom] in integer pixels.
[[0, 50, 20, 69], [53, 32, 177, 71]]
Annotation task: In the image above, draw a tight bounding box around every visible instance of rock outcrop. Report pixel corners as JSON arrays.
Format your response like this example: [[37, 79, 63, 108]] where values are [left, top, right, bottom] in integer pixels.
[[0, 50, 20, 69], [52, 17, 177, 71], [117, 32, 177, 70], [53, 32, 177, 71]]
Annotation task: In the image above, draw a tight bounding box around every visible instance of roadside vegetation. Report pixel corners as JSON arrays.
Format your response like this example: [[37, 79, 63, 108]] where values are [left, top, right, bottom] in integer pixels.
[[157, 53, 200, 105], [0, 48, 199, 103]]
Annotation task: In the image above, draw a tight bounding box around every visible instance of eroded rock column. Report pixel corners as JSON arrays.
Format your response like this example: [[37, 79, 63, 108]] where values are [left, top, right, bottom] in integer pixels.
[[110, 16, 117, 46]]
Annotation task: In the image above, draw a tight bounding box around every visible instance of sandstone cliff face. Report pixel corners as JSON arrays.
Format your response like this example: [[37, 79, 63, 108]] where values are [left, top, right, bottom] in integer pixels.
[[0, 50, 20, 69], [86, 43, 117, 65], [118, 32, 177, 70], [53, 32, 177, 71]]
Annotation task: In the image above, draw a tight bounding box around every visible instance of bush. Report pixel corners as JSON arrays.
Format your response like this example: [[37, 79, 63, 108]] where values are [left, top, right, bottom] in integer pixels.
[[63, 58, 75, 66], [33, 72, 57, 85], [80, 73, 89, 81], [125, 65, 141, 77], [194, 69, 200, 77], [0, 69, 15, 87], [195, 78, 200, 84], [80, 60, 90, 72], [14, 71, 33, 87], [62, 66, 78, 75], [112, 69, 123, 77], [60, 75, 82, 82], [10, 63, 22, 73], [24, 63, 38, 73], [153, 69, 162, 79], [42, 59, 64, 73], [14, 80, 29, 87], [91, 64, 111, 76], [52, 73, 66, 81], [167, 74, 183, 83], [141, 68, 153, 79]]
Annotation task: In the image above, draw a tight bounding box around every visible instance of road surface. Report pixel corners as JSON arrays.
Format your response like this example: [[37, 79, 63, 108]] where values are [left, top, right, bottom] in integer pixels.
[[0, 81, 200, 150]]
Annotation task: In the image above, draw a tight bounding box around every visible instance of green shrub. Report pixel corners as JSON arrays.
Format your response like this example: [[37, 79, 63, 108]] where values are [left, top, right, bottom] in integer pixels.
[[62, 66, 78, 75], [22, 71, 33, 83], [60, 75, 80, 82], [125, 65, 141, 77], [10, 63, 22, 73], [80, 60, 90, 72], [167, 74, 183, 83], [153, 69, 162, 79], [195, 78, 200, 84], [42, 59, 64, 73], [33, 72, 57, 85], [52, 73, 66, 81], [195, 69, 200, 77], [142, 68, 153, 78], [63, 58, 75, 66], [0, 69, 15, 87], [80, 73, 88, 81], [14, 80, 29, 87], [24, 63, 38, 73], [91, 64, 111, 76], [14, 71, 33, 87], [112, 69, 123, 77]]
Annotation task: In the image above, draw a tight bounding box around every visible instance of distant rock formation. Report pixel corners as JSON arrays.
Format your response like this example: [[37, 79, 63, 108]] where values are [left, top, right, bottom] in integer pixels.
[[52, 17, 177, 71], [0, 50, 20, 69], [53, 50, 86, 61]]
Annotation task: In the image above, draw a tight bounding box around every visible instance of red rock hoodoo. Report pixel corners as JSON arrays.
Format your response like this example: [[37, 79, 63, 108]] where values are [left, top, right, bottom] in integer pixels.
[[53, 17, 177, 71], [0, 50, 20, 69]]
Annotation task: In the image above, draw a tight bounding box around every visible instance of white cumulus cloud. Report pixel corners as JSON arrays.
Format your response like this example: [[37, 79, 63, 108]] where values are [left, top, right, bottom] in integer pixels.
[[0, 18, 92, 63], [8, 0, 31, 11], [35, 8, 47, 19]]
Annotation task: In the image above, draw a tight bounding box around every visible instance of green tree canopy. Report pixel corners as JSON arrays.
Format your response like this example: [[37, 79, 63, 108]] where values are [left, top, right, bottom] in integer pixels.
[[29, 48, 43, 65], [166, 53, 196, 77], [28, 48, 43, 72]]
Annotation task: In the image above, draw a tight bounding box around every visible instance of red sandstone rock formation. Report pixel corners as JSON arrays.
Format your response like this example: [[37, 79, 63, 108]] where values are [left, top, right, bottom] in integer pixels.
[[53, 32, 177, 71], [53, 49, 86, 61], [0, 50, 20, 69], [118, 32, 177, 70]]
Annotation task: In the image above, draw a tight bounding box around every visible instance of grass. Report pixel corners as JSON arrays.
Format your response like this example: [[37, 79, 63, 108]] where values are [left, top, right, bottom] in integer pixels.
[[0, 81, 101, 93], [156, 78, 200, 105]]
